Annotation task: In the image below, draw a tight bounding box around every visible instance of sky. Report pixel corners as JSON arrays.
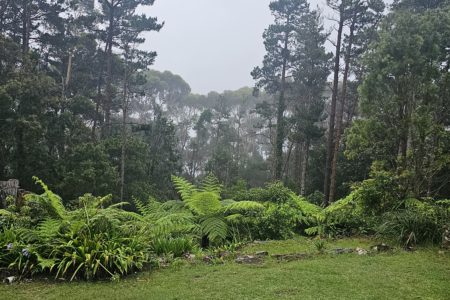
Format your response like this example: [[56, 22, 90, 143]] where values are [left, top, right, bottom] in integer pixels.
[[140, 0, 326, 94], [141, 0, 393, 94]]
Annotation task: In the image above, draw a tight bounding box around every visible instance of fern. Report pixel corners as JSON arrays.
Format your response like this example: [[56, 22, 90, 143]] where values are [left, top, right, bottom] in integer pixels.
[[29, 177, 67, 219], [185, 191, 222, 216], [36, 219, 62, 242], [171, 175, 197, 202], [200, 216, 227, 242], [200, 173, 223, 194], [223, 201, 264, 214]]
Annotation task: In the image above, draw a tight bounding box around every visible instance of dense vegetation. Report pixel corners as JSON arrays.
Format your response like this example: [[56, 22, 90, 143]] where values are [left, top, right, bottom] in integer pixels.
[[0, 0, 449, 289]]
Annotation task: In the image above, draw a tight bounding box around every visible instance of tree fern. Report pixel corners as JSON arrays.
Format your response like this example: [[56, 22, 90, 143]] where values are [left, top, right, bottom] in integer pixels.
[[186, 191, 222, 216], [223, 201, 265, 214], [200, 216, 227, 243], [171, 175, 197, 202], [200, 173, 223, 194]]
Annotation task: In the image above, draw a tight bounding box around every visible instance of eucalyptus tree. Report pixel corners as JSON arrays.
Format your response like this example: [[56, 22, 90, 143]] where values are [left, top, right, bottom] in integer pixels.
[[252, 0, 311, 180]]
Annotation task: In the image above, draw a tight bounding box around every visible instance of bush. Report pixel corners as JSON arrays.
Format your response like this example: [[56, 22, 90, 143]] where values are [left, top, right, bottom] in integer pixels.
[[351, 165, 402, 215], [0, 178, 152, 280], [232, 181, 292, 204], [376, 198, 450, 246], [253, 201, 299, 240]]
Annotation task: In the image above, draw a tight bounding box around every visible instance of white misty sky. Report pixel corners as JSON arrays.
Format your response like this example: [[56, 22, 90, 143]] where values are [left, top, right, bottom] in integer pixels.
[[140, 0, 390, 94]]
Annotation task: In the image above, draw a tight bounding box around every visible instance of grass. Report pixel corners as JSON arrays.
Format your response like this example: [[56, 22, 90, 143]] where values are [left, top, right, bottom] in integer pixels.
[[1, 238, 449, 300]]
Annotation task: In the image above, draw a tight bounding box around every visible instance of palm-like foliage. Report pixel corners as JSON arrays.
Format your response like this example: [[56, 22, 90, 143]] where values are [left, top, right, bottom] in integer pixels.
[[170, 174, 264, 247]]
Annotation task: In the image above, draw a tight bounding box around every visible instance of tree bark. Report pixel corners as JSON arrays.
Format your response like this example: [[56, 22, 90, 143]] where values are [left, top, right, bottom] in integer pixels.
[[103, 2, 115, 138], [323, 12, 344, 206], [329, 14, 356, 204], [274, 21, 290, 180], [300, 140, 310, 196], [294, 142, 303, 194], [120, 60, 128, 202]]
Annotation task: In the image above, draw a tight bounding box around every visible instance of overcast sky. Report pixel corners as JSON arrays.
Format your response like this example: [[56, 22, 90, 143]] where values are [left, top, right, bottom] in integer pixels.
[[138, 0, 349, 94]]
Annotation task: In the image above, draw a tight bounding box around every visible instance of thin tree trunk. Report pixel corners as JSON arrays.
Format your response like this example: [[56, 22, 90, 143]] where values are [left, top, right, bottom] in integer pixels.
[[300, 139, 310, 196], [120, 64, 128, 202], [274, 21, 290, 180], [103, 2, 115, 138], [329, 15, 356, 204], [294, 142, 303, 194], [323, 12, 344, 206]]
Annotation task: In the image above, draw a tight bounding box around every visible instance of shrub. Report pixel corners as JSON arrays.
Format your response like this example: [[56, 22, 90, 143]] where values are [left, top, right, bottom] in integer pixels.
[[253, 201, 299, 240], [232, 181, 292, 203], [351, 166, 402, 215], [0, 178, 152, 281], [151, 237, 194, 257], [376, 198, 450, 246]]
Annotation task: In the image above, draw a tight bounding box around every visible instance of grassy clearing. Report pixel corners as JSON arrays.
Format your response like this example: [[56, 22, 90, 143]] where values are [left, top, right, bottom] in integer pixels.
[[1, 238, 449, 300]]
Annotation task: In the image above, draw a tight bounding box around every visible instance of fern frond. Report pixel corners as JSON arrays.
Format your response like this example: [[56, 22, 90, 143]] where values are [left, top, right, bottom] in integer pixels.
[[152, 212, 195, 236], [172, 175, 197, 202], [225, 214, 244, 223], [108, 202, 129, 209], [185, 191, 222, 216], [223, 201, 264, 214], [200, 216, 227, 242], [201, 173, 223, 194], [160, 200, 185, 212], [37, 219, 62, 241], [28, 177, 66, 219]]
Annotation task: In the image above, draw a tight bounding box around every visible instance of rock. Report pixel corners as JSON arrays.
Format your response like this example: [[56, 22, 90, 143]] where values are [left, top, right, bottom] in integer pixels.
[[235, 255, 262, 264], [438, 250, 445, 255], [355, 247, 368, 255], [202, 255, 214, 263], [372, 243, 393, 252], [255, 251, 269, 257], [332, 248, 353, 255], [218, 251, 231, 258], [442, 227, 450, 249], [184, 253, 196, 260], [3, 276, 16, 284], [271, 253, 309, 261]]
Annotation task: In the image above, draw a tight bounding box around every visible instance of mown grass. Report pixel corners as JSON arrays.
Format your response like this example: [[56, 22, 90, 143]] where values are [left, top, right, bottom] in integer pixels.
[[1, 238, 449, 300]]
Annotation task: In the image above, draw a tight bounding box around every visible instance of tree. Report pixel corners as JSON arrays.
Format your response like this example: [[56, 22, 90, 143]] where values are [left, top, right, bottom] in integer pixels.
[[252, 0, 310, 180], [328, 0, 385, 204], [346, 3, 450, 198], [94, 0, 162, 137], [289, 8, 331, 195]]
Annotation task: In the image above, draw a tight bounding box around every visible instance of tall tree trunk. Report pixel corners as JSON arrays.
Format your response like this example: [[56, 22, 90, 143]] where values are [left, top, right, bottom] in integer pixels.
[[323, 13, 344, 206], [21, 0, 30, 56], [103, 3, 115, 138], [294, 142, 303, 194], [274, 23, 290, 180], [300, 139, 310, 196], [329, 15, 356, 204], [120, 62, 128, 202]]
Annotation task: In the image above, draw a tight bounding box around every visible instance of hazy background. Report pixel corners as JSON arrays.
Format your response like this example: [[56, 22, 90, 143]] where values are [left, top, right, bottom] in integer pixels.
[[141, 0, 392, 94], [141, 0, 329, 94]]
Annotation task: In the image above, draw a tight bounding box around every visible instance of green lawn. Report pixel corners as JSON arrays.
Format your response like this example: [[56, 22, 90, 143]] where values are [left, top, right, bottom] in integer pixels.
[[1, 238, 449, 300]]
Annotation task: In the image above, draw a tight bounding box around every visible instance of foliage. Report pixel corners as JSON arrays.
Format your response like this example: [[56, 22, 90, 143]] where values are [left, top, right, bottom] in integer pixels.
[[233, 181, 293, 203], [0, 178, 150, 280], [376, 198, 450, 246], [170, 174, 264, 246]]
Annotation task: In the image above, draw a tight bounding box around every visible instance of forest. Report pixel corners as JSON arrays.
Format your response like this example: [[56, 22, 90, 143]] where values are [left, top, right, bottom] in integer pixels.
[[0, 0, 449, 298]]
